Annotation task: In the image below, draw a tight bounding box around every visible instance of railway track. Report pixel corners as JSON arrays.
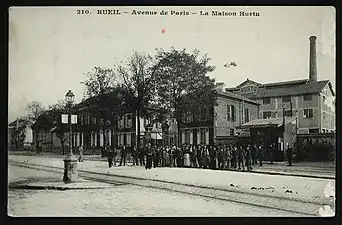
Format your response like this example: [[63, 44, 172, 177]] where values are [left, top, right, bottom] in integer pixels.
[[9, 160, 332, 217]]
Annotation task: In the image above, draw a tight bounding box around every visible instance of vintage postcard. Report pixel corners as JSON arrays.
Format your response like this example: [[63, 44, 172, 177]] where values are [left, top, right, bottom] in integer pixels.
[[8, 6, 335, 217]]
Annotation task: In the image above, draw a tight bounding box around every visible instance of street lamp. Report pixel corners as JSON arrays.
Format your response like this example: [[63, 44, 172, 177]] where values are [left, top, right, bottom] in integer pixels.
[[63, 89, 78, 183]]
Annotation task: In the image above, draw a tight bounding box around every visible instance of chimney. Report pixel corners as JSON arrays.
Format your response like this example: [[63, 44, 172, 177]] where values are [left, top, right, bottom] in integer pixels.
[[216, 82, 225, 92], [309, 36, 317, 82]]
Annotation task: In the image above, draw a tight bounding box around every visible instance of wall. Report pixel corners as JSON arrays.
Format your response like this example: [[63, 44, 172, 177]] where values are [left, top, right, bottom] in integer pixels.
[[320, 85, 336, 131], [215, 95, 259, 137], [295, 133, 336, 161], [258, 94, 320, 132]]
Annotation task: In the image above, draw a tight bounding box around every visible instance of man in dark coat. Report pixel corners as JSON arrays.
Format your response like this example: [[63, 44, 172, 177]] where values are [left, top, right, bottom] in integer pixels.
[[139, 147, 145, 166], [258, 145, 263, 166], [251, 144, 257, 165], [217, 146, 224, 170], [132, 146, 139, 166], [237, 145, 245, 171], [178, 147, 183, 168], [286, 143, 293, 166], [145, 144, 153, 169], [202, 146, 210, 169], [197, 145, 203, 168], [231, 146, 237, 169], [106, 147, 114, 168], [119, 145, 127, 166], [245, 146, 252, 171], [268, 144, 274, 165]]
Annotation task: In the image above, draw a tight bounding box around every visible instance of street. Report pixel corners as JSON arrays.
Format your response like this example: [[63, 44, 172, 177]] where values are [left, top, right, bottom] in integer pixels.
[[8, 155, 335, 217]]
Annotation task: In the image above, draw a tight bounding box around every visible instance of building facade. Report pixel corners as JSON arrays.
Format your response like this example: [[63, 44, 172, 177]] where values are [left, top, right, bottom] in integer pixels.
[[178, 88, 260, 145], [225, 79, 335, 134], [225, 36, 335, 134]]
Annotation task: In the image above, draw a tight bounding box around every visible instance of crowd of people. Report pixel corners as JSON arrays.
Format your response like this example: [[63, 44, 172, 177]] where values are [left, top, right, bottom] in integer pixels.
[[101, 142, 293, 171]]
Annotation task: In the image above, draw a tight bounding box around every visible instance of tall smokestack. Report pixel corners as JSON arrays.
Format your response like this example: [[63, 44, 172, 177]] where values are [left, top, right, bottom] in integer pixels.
[[309, 36, 317, 82]]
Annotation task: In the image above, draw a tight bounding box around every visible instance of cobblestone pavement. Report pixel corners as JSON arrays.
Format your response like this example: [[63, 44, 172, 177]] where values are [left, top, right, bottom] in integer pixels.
[[8, 165, 313, 217]]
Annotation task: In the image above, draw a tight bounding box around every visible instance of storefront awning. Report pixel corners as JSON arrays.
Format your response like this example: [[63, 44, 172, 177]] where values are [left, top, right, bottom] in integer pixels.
[[239, 117, 296, 129]]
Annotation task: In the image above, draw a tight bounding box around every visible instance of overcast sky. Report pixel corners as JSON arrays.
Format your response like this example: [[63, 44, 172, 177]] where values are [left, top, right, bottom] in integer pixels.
[[9, 6, 335, 122]]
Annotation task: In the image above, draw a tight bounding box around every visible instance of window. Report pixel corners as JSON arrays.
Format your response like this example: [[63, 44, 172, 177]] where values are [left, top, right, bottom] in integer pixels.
[[87, 115, 90, 125], [227, 105, 231, 121], [121, 116, 125, 128], [126, 133, 131, 147], [200, 107, 209, 121], [263, 98, 271, 104], [79, 115, 83, 125], [183, 111, 193, 123], [93, 117, 97, 125], [309, 129, 319, 134], [263, 111, 272, 119], [126, 114, 132, 128], [323, 96, 326, 103], [230, 129, 234, 136], [303, 109, 313, 118], [184, 130, 190, 144], [244, 108, 250, 123], [227, 105, 236, 122], [285, 110, 292, 117], [323, 112, 326, 119], [200, 128, 207, 145], [303, 94, 312, 101], [282, 96, 291, 103], [123, 115, 127, 128]]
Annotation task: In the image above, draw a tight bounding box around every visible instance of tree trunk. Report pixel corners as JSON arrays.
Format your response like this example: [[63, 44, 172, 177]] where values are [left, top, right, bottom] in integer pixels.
[[137, 108, 141, 149], [102, 123, 106, 157], [176, 118, 181, 147]]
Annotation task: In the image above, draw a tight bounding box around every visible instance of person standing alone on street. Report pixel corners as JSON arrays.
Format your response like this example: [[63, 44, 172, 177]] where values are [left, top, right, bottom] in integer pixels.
[[286, 143, 293, 166], [119, 145, 127, 166], [78, 145, 84, 162], [106, 147, 114, 168]]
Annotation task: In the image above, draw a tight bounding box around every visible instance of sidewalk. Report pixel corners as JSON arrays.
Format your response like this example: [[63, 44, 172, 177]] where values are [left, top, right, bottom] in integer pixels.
[[9, 155, 335, 205], [8, 151, 335, 179]]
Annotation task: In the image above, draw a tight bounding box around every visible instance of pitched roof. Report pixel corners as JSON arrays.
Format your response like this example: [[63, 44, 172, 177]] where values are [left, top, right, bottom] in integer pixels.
[[226, 79, 308, 91], [232, 80, 332, 99], [240, 117, 296, 129], [217, 90, 260, 105]]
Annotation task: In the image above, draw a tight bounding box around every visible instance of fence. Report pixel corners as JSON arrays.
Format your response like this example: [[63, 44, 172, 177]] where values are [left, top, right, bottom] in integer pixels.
[[295, 133, 336, 161]]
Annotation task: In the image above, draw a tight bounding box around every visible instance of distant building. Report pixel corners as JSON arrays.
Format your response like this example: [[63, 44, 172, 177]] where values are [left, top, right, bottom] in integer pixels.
[[225, 36, 335, 134], [8, 118, 33, 150]]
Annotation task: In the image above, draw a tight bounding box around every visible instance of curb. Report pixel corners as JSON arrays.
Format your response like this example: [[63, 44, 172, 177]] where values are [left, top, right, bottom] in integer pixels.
[[251, 170, 335, 180], [9, 184, 113, 191]]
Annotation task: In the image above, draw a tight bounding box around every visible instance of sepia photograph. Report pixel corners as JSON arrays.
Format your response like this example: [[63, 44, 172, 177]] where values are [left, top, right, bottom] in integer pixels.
[[8, 6, 335, 217]]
